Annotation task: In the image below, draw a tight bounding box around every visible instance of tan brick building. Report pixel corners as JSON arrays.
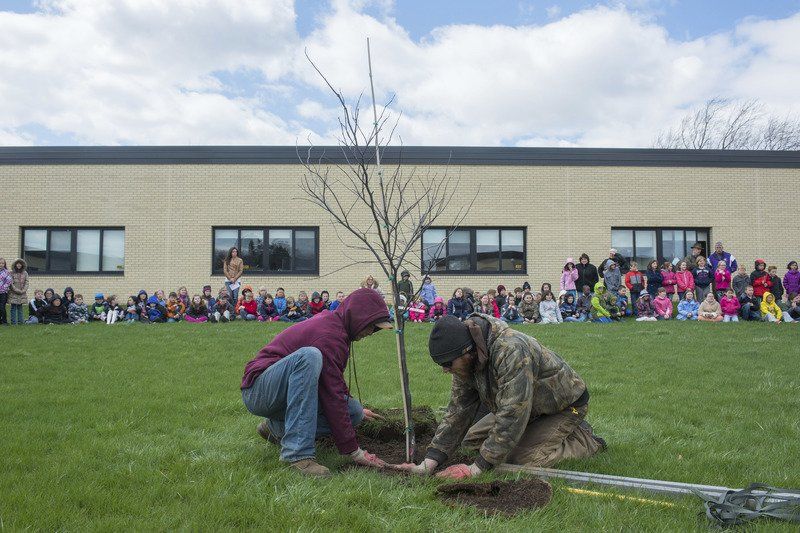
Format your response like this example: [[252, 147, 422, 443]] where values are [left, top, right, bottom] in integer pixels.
[[1, 146, 798, 302]]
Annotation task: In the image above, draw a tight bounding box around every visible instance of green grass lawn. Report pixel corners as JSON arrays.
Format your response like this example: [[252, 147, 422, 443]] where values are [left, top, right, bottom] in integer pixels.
[[2, 320, 799, 531]]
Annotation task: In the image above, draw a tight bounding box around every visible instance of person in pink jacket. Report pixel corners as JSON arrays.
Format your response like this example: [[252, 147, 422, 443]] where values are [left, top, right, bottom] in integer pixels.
[[660, 262, 678, 296], [675, 261, 695, 300], [713, 260, 732, 299], [653, 287, 673, 320], [560, 258, 579, 299], [428, 296, 447, 322], [719, 288, 741, 322]]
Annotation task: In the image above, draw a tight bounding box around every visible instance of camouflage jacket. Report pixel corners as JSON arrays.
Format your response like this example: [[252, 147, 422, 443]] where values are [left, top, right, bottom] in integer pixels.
[[426, 314, 587, 469]]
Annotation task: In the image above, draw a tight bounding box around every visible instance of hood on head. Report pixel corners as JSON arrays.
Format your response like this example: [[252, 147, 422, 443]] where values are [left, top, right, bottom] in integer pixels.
[[764, 292, 774, 304], [13, 258, 27, 270], [434, 296, 444, 304], [335, 287, 391, 341], [63, 286, 74, 296], [594, 282, 605, 294], [51, 296, 62, 306], [138, 290, 148, 297], [147, 296, 160, 305], [565, 257, 575, 267], [312, 291, 320, 300], [755, 259, 766, 268]]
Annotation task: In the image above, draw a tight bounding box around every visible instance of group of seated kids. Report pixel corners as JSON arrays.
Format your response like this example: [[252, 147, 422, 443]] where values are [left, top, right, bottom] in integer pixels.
[[11, 252, 800, 326]]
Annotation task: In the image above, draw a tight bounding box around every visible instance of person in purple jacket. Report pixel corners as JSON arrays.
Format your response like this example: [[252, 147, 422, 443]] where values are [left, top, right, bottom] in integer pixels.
[[241, 288, 393, 477], [784, 261, 799, 300]]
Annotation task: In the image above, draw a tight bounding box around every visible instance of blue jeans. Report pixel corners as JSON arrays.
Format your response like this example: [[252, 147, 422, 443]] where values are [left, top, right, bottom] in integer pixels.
[[239, 309, 256, 320], [740, 303, 761, 321], [593, 317, 613, 323], [225, 281, 239, 309], [241, 347, 364, 462], [10, 304, 24, 324], [502, 316, 523, 324]]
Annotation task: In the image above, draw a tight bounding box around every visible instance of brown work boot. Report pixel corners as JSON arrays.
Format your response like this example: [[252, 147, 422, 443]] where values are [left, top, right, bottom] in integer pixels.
[[290, 458, 331, 478], [257, 420, 280, 445]]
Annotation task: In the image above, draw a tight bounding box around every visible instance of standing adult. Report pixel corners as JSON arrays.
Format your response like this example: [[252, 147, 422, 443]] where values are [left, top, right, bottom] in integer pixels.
[[0, 258, 10, 325], [393, 314, 605, 478], [599, 248, 629, 277], [223, 247, 244, 307], [8, 259, 28, 325], [707, 241, 738, 273], [361, 275, 385, 299], [683, 242, 704, 271], [241, 288, 393, 477], [575, 253, 599, 292]]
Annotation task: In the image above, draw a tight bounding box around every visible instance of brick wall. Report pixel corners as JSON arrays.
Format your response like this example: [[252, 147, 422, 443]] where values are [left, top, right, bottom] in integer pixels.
[[1, 162, 797, 300]]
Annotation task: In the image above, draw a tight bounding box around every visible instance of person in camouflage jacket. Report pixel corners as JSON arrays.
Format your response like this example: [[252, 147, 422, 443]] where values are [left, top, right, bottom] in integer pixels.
[[393, 313, 605, 479]]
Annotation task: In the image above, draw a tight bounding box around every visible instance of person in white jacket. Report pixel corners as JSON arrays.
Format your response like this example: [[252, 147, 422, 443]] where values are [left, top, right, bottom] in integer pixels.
[[539, 291, 563, 324]]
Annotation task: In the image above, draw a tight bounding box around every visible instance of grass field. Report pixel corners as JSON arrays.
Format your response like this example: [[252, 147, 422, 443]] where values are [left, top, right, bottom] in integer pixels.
[[2, 320, 800, 531]]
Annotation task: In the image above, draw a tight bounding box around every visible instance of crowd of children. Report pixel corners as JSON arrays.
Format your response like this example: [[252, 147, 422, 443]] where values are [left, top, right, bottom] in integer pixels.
[[2, 247, 799, 326]]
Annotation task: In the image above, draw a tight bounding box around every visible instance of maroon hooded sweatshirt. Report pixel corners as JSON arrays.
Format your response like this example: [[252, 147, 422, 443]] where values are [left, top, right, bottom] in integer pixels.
[[241, 288, 390, 454]]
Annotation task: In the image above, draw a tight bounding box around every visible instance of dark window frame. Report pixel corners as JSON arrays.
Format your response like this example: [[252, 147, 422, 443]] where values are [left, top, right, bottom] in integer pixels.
[[420, 226, 527, 275], [19, 226, 125, 276], [211, 226, 320, 276], [611, 226, 711, 265]]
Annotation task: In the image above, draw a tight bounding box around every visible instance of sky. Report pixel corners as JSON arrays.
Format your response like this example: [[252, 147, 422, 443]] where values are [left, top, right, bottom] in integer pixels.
[[1, 0, 799, 147]]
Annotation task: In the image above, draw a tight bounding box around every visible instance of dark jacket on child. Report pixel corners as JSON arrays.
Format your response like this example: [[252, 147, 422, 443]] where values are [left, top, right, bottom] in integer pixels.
[[29, 296, 48, 316], [89, 300, 108, 318], [559, 301, 577, 319], [645, 267, 662, 297], [502, 304, 520, 321], [40, 300, 69, 324], [187, 303, 208, 319], [732, 273, 750, 298], [258, 301, 279, 320], [68, 302, 89, 322], [447, 297, 468, 320], [576, 293, 592, 315], [693, 266, 713, 288], [769, 275, 784, 302]]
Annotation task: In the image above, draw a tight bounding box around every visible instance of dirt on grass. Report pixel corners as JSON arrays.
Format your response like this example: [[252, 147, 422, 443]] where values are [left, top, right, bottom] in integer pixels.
[[436, 479, 553, 516]]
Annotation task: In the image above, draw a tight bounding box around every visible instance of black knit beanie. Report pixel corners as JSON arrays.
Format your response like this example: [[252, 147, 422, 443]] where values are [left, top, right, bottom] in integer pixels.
[[428, 315, 474, 365]]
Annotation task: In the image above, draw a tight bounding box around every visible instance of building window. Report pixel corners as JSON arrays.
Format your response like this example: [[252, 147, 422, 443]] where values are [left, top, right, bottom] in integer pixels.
[[21, 227, 125, 274], [611, 227, 710, 265], [212, 227, 319, 275], [421, 227, 526, 274]]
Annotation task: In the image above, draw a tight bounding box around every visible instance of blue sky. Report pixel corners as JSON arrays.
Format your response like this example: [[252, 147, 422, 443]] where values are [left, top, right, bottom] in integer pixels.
[[1, 0, 799, 147]]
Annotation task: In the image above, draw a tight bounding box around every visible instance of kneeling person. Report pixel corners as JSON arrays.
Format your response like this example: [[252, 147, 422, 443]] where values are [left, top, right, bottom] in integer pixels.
[[396, 314, 605, 479], [241, 288, 392, 477]]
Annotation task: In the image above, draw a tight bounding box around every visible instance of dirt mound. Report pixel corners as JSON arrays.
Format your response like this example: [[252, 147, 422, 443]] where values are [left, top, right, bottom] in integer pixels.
[[436, 479, 553, 516]]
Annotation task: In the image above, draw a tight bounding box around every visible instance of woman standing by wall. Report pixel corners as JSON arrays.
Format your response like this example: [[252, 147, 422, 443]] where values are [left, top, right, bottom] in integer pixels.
[[8, 259, 28, 325], [223, 247, 244, 306], [0, 258, 10, 325]]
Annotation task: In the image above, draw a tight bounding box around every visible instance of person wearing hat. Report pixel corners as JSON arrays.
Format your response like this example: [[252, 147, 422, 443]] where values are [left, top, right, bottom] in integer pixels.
[[241, 288, 394, 477], [708, 241, 738, 274], [393, 314, 605, 479], [683, 242, 704, 271], [600, 248, 629, 277], [397, 270, 414, 300]]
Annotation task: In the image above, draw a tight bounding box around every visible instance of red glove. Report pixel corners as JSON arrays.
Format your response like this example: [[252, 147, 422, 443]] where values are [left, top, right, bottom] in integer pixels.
[[435, 463, 482, 479]]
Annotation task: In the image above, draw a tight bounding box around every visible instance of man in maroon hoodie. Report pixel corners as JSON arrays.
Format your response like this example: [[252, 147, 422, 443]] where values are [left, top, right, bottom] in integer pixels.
[[241, 288, 393, 477]]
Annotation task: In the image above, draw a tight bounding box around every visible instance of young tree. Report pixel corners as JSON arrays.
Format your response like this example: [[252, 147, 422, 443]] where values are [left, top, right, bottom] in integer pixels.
[[298, 47, 476, 461], [653, 97, 800, 150]]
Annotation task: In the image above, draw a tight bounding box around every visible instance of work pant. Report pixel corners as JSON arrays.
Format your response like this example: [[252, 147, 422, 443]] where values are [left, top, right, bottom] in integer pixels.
[[461, 403, 603, 468], [241, 346, 364, 462]]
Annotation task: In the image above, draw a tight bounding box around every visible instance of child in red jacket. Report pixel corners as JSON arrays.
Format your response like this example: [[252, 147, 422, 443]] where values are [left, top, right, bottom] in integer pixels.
[[750, 259, 772, 299], [309, 291, 326, 315]]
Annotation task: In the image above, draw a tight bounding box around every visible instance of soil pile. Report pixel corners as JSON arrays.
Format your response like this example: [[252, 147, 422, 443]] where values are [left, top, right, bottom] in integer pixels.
[[436, 479, 553, 516]]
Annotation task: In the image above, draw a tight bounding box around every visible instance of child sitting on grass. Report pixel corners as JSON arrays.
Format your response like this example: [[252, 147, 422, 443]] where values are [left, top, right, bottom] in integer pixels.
[[616, 287, 631, 317], [635, 291, 657, 321], [698, 293, 723, 322], [213, 292, 233, 322], [519, 292, 540, 324], [759, 292, 783, 323], [676, 291, 699, 321], [280, 297, 307, 323], [89, 293, 108, 321], [428, 296, 446, 322], [408, 297, 428, 323], [124, 297, 138, 323], [296, 291, 311, 318], [135, 290, 149, 321], [147, 296, 165, 323], [653, 287, 673, 320], [720, 289, 741, 322], [185, 295, 209, 323], [560, 293, 583, 322], [40, 295, 68, 324], [788, 293, 800, 322], [309, 291, 326, 315], [106, 295, 122, 324], [27, 289, 48, 324], [239, 288, 258, 321], [68, 294, 89, 324], [590, 282, 615, 323], [202, 286, 216, 319], [258, 293, 280, 321], [738, 286, 761, 321], [447, 288, 468, 321], [328, 291, 344, 311], [274, 288, 287, 315], [502, 298, 522, 323], [576, 285, 592, 321], [539, 291, 563, 324], [166, 292, 185, 323], [177, 286, 190, 308]]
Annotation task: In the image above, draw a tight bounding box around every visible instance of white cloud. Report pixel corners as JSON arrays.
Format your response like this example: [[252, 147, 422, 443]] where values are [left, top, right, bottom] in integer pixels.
[[1, 1, 798, 147], [0, 0, 304, 144]]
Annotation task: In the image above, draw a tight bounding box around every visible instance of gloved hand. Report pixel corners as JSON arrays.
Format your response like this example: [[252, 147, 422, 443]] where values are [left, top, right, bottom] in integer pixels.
[[435, 463, 482, 479], [390, 458, 439, 476], [362, 408, 385, 421], [350, 448, 387, 469]]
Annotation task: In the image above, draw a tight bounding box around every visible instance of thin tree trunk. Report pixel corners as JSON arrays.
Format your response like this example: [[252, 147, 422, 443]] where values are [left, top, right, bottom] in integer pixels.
[[391, 278, 415, 462]]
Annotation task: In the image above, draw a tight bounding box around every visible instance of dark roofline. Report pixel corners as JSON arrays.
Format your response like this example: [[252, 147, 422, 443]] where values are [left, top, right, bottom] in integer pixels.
[[1, 146, 799, 168]]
